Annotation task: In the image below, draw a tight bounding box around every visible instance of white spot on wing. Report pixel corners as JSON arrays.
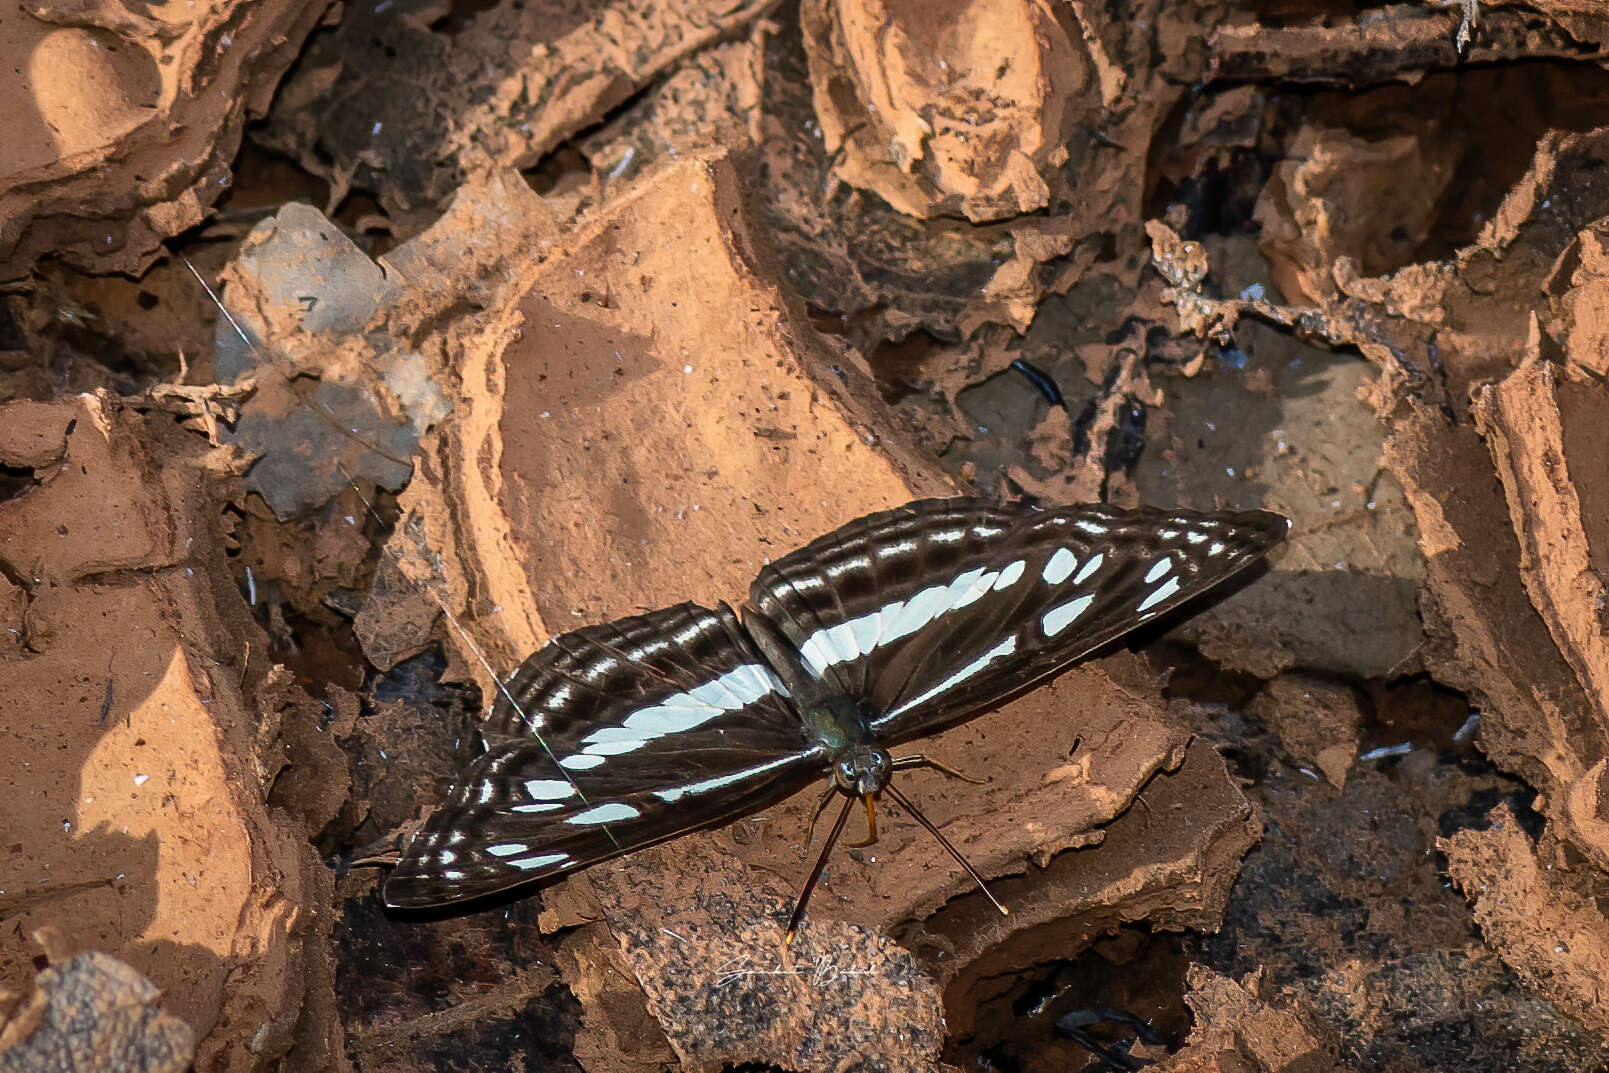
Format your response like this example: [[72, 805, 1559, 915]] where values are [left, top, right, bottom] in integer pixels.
[[1073, 552, 1104, 584], [887, 582, 953, 639], [822, 619, 861, 665], [612, 663, 787, 743], [786, 573, 827, 594], [1144, 558, 1172, 583], [881, 635, 1019, 722], [507, 852, 566, 871], [797, 562, 1014, 678], [825, 553, 871, 580], [803, 585, 938, 674], [582, 726, 647, 745], [669, 621, 705, 646], [511, 802, 562, 813], [580, 737, 649, 757], [995, 558, 1026, 589], [684, 658, 783, 711], [568, 802, 641, 824], [1208, 541, 1227, 556], [619, 703, 718, 738], [1042, 547, 1077, 584], [486, 842, 529, 857], [654, 754, 801, 803], [524, 778, 578, 800], [559, 753, 607, 770], [849, 614, 881, 657], [1042, 594, 1094, 636], [947, 567, 998, 611], [880, 537, 917, 558], [801, 622, 857, 676], [1185, 531, 1208, 544], [1137, 575, 1182, 613]]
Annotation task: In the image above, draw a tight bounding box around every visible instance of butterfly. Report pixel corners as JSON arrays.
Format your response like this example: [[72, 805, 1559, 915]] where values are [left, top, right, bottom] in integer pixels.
[[384, 497, 1288, 934]]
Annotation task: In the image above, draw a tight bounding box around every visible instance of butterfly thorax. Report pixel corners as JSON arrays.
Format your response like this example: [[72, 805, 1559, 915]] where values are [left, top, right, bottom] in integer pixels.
[[801, 692, 894, 795]]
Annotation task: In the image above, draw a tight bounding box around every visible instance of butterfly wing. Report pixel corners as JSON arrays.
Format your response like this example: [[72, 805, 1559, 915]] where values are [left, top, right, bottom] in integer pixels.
[[385, 602, 826, 908], [747, 498, 1287, 746]]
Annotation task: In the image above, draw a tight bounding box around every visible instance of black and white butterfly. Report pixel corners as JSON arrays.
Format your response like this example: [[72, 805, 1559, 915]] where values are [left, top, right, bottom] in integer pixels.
[[385, 498, 1287, 931]]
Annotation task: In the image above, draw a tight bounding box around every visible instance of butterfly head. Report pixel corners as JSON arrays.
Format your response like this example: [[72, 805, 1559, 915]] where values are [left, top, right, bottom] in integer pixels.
[[833, 744, 892, 796]]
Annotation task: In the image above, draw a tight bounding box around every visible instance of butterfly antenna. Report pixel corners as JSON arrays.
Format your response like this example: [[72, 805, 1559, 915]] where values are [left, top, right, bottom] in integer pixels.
[[785, 794, 857, 944], [182, 258, 411, 465], [803, 783, 836, 848], [182, 258, 613, 847], [330, 459, 613, 838], [883, 783, 1008, 917]]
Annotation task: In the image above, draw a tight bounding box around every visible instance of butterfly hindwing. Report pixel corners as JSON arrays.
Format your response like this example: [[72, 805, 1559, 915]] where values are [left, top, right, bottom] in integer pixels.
[[384, 603, 826, 908], [747, 499, 1288, 746]]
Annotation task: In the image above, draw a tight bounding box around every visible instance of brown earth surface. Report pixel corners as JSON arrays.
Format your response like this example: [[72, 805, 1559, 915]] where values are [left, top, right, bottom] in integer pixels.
[[4, 1, 1609, 1071]]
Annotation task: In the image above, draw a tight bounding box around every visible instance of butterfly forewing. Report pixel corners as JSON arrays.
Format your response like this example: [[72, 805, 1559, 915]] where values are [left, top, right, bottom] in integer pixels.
[[747, 499, 1287, 745], [385, 602, 826, 908]]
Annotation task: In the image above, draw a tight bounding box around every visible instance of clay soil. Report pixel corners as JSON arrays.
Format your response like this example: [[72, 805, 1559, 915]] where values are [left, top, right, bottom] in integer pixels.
[[5, 1, 1609, 1071]]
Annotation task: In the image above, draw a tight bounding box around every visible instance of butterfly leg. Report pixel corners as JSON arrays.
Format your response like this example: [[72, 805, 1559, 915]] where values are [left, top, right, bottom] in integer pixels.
[[786, 793, 857, 944], [844, 794, 879, 848], [803, 782, 837, 848], [892, 753, 988, 785], [883, 783, 1009, 918]]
